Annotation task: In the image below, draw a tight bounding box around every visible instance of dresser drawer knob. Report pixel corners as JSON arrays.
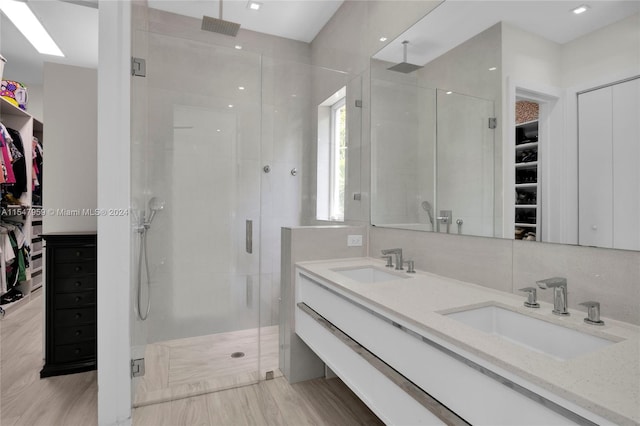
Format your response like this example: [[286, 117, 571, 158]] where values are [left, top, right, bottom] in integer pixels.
[[75, 313, 82, 319], [75, 330, 82, 336], [74, 348, 82, 355], [74, 266, 82, 272], [76, 251, 82, 257], [74, 281, 82, 287], [75, 296, 82, 303]]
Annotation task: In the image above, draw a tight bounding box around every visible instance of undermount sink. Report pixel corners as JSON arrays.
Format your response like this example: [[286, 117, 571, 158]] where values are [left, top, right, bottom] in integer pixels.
[[332, 266, 409, 283], [445, 304, 617, 360]]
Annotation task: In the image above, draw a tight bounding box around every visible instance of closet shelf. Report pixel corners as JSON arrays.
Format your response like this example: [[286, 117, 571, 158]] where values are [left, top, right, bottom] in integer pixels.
[[32, 250, 43, 257], [516, 119, 539, 127], [515, 183, 538, 189], [515, 142, 538, 150], [515, 161, 538, 169], [515, 223, 538, 228], [515, 205, 537, 209]]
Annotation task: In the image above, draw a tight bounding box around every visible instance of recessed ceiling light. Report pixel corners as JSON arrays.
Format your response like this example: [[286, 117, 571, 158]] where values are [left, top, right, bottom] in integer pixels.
[[0, 0, 64, 57], [572, 5, 589, 14], [446, 91, 453, 95], [228, 104, 234, 108], [238, 86, 245, 90], [247, 1, 261, 10], [488, 67, 497, 71], [216, 129, 221, 132], [235, 45, 243, 50], [379, 37, 388, 42]]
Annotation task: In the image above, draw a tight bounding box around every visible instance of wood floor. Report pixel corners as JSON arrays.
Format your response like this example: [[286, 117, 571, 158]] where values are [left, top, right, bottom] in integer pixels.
[[0, 291, 98, 426], [1, 290, 383, 426]]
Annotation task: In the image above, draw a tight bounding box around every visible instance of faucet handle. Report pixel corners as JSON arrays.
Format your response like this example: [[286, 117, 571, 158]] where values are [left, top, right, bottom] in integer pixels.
[[579, 301, 605, 326], [381, 255, 394, 268], [518, 287, 540, 308], [404, 260, 416, 273]]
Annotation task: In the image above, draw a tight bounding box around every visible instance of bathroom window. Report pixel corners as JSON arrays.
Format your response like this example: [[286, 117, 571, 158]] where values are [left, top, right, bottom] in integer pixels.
[[317, 86, 347, 221]]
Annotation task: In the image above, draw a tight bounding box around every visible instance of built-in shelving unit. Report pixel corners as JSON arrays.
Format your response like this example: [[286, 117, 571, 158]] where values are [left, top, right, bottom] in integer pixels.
[[514, 118, 539, 241], [0, 97, 44, 318]]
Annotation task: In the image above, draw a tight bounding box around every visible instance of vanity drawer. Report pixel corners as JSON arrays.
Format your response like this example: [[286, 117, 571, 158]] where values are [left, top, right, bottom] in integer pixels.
[[55, 324, 97, 345], [54, 291, 96, 308], [54, 307, 96, 326], [55, 247, 96, 262], [54, 276, 97, 293], [54, 340, 96, 363], [54, 261, 96, 278]]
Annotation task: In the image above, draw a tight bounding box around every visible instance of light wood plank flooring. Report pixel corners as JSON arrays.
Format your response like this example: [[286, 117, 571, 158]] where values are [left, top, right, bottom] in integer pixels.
[[1, 290, 383, 426], [0, 291, 98, 426]]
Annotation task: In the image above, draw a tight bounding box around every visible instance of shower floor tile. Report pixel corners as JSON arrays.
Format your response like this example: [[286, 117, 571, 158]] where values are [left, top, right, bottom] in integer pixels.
[[134, 325, 280, 407]]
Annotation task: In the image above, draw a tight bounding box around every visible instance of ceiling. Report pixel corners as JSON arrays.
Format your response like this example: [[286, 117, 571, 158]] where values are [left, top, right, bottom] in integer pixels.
[[373, 1, 640, 66], [1, 0, 343, 85]]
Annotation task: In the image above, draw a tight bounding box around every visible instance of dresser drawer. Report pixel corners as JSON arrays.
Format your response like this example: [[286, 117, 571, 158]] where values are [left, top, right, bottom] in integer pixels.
[[54, 307, 96, 326], [55, 247, 96, 262], [55, 291, 96, 308], [55, 324, 97, 345], [54, 276, 97, 293], [54, 262, 96, 278], [54, 340, 96, 363]]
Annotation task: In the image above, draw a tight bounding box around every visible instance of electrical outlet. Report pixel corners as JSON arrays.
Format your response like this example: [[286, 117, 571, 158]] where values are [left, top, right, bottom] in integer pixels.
[[347, 234, 363, 247]]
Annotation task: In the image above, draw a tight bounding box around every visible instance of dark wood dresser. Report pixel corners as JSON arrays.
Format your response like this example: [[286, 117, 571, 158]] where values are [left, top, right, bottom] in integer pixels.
[[40, 232, 97, 378]]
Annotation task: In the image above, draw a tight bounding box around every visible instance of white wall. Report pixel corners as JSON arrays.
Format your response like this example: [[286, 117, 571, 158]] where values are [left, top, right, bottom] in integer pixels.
[[97, 2, 131, 425], [42, 63, 97, 233], [25, 84, 43, 122], [561, 12, 640, 90]]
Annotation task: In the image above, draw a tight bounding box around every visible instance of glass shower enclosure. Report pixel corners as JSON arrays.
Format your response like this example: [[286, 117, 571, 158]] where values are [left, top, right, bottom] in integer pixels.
[[130, 30, 265, 406], [129, 5, 353, 407]]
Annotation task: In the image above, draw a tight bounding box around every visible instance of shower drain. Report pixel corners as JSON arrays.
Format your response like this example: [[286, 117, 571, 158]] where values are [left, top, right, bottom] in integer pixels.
[[230, 352, 245, 359]]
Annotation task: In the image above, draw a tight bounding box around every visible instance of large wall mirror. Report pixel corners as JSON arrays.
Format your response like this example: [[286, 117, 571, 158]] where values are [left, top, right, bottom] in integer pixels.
[[370, 1, 639, 251]]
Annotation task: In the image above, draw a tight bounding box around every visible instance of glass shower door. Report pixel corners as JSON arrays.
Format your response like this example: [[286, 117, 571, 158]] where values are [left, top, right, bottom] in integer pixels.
[[130, 30, 263, 406], [436, 90, 495, 237]]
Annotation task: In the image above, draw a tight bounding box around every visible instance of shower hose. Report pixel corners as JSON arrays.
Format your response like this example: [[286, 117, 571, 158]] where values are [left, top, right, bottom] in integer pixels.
[[137, 229, 151, 320]]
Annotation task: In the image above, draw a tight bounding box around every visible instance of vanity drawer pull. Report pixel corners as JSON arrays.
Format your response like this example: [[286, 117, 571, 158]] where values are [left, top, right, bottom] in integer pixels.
[[75, 313, 82, 319], [74, 266, 82, 273], [75, 281, 82, 287], [75, 330, 82, 336]]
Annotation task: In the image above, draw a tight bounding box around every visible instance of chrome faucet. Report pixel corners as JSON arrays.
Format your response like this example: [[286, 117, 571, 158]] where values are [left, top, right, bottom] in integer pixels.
[[381, 248, 403, 270], [536, 277, 569, 316]]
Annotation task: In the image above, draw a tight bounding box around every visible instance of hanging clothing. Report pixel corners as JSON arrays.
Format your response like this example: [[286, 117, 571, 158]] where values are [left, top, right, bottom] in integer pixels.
[[5, 127, 27, 199]]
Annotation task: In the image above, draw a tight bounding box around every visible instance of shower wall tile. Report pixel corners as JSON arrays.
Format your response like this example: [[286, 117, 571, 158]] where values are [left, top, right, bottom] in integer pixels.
[[369, 227, 513, 292], [513, 241, 640, 325]]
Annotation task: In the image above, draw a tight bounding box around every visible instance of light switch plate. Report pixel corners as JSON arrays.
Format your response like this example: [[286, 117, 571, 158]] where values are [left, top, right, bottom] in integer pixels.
[[347, 234, 363, 247]]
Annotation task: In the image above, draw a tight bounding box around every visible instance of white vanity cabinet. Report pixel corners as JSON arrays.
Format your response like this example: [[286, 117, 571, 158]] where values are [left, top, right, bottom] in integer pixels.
[[295, 268, 614, 426]]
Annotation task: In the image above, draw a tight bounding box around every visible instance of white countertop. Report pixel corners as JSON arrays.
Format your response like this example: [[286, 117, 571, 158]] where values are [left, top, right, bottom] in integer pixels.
[[296, 257, 640, 426]]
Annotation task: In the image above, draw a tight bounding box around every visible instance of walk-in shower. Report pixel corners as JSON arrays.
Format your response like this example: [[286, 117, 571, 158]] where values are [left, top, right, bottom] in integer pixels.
[[130, 5, 352, 407]]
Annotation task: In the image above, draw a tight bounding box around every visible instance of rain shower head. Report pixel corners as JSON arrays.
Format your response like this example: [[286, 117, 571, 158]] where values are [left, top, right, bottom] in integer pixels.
[[202, 0, 240, 37], [388, 41, 423, 74]]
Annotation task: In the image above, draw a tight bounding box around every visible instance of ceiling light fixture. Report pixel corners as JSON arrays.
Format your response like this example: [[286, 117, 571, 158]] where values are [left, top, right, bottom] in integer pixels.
[[235, 45, 243, 50], [238, 86, 245, 90], [0, 0, 64, 57], [572, 5, 590, 14], [379, 37, 388, 42], [228, 104, 234, 108], [488, 67, 497, 71], [247, 1, 261, 11], [446, 91, 453, 95]]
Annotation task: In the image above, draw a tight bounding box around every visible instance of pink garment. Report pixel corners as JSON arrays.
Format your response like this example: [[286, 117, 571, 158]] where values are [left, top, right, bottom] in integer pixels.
[[1, 140, 16, 184]]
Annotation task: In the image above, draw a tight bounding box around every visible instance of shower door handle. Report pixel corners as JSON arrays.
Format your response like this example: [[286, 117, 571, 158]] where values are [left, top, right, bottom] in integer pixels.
[[246, 220, 253, 254]]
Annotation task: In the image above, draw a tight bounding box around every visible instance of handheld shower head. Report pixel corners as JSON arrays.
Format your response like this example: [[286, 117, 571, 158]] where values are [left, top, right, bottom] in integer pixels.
[[421, 201, 434, 226], [147, 197, 165, 224]]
